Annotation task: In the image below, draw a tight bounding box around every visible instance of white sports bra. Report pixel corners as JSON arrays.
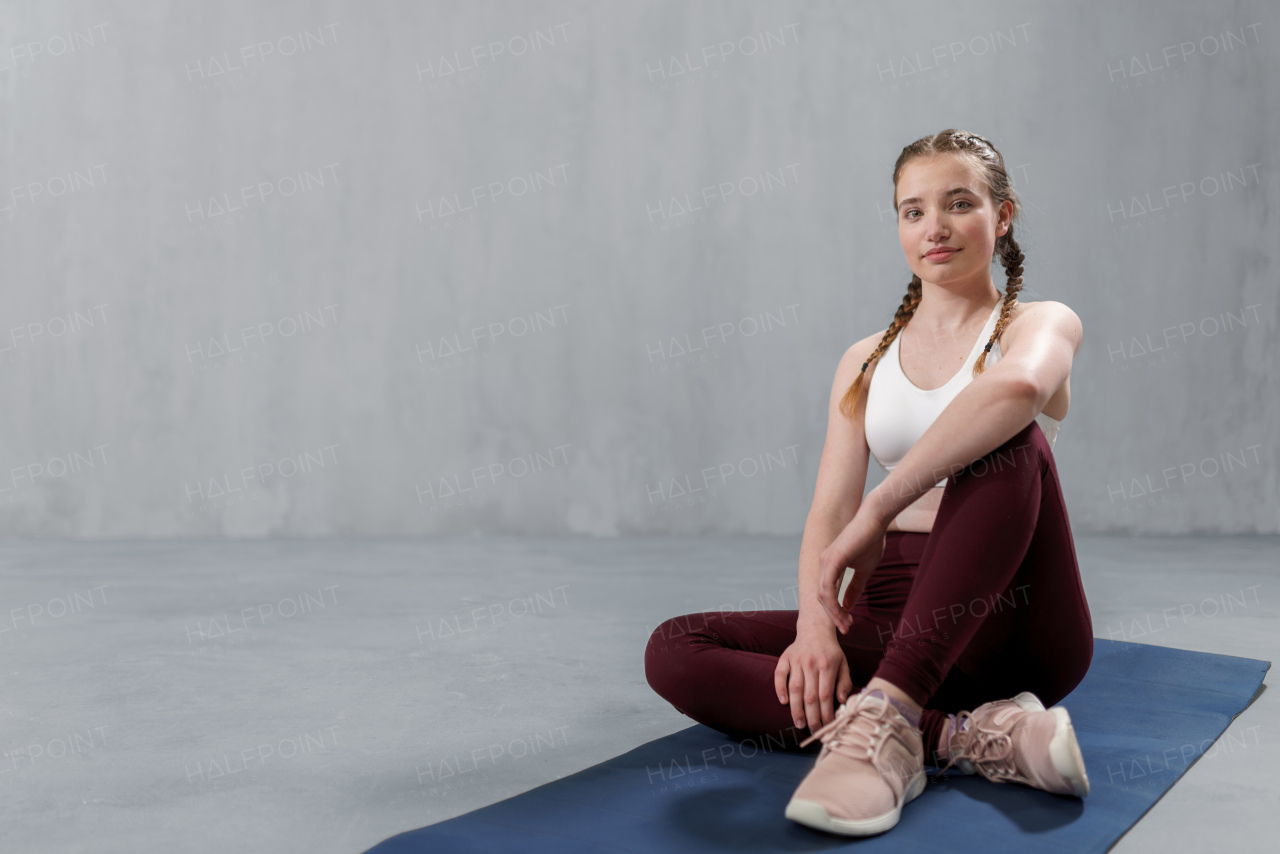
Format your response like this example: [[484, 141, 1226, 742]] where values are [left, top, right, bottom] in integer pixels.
[[864, 300, 1060, 487]]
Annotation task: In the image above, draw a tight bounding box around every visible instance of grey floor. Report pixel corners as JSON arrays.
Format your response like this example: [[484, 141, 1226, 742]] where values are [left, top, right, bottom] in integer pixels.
[[1, 535, 1274, 853]]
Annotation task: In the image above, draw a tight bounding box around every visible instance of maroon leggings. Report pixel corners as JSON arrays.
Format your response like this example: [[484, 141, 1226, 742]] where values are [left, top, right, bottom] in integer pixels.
[[644, 419, 1094, 762]]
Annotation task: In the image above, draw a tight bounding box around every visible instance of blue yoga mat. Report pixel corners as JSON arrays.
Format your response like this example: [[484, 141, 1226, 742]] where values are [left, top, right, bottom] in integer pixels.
[[365, 639, 1268, 853]]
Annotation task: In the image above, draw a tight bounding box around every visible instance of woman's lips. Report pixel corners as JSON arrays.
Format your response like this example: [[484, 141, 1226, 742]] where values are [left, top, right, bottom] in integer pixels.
[[925, 248, 958, 260]]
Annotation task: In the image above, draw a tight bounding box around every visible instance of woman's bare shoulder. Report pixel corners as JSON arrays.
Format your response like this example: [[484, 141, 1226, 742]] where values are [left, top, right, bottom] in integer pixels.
[[1005, 298, 1082, 352], [836, 327, 891, 384], [1011, 296, 1077, 316]]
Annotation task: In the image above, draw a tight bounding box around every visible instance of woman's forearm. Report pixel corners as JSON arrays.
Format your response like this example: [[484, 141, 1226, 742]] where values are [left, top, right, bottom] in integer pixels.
[[796, 513, 848, 632], [867, 373, 1041, 528]]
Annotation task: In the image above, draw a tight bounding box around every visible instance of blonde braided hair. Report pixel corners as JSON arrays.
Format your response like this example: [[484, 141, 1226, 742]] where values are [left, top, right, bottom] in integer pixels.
[[840, 129, 1026, 421]]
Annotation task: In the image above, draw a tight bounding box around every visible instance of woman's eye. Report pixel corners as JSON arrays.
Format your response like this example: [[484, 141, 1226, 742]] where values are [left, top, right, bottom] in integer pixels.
[[903, 202, 967, 219]]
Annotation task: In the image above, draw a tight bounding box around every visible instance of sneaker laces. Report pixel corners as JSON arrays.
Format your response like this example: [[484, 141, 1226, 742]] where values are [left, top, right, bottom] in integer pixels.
[[932, 708, 1023, 784], [798, 693, 893, 762]]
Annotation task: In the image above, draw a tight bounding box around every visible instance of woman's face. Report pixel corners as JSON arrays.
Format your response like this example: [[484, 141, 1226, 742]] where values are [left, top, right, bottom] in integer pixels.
[[895, 153, 1012, 289]]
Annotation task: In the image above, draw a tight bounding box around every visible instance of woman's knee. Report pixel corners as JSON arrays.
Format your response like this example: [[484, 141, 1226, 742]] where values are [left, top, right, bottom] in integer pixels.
[[647, 612, 722, 650], [644, 617, 683, 674], [644, 614, 712, 696], [644, 631, 677, 702], [954, 418, 1047, 485]]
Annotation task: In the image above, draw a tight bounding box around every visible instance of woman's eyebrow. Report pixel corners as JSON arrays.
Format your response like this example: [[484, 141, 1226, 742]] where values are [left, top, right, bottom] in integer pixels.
[[897, 186, 975, 211]]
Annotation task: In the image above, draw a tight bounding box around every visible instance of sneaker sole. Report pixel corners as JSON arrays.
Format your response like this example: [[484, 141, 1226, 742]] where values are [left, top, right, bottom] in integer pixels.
[[784, 769, 926, 836], [1010, 691, 1090, 798], [1047, 706, 1090, 797]]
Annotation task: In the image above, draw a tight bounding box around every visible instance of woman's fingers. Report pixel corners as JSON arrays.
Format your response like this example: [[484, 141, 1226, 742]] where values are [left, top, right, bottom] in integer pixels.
[[841, 568, 866, 617], [818, 554, 849, 632], [804, 675, 824, 732], [837, 657, 853, 706], [787, 665, 807, 729], [816, 663, 835, 727]]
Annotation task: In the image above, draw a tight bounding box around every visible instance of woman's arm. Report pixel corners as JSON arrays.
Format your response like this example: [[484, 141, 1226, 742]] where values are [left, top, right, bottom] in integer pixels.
[[865, 301, 1083, 528], [798, 333, 879, 632], [816, 301, 1083, 633]]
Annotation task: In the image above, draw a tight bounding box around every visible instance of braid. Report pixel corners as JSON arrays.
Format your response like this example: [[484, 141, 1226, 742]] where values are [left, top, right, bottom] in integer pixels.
[[972, 230, 1026, 376], [838, 275, 921, 420]]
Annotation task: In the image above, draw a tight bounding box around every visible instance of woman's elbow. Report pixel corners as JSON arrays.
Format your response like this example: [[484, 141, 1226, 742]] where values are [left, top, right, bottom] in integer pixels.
[[1005, 372, 1047, 411]]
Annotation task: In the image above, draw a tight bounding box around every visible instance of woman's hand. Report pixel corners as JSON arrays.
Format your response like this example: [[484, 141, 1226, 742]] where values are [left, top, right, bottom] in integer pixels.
[[817, 508, 889, 635], [774, 622, 854, 732]]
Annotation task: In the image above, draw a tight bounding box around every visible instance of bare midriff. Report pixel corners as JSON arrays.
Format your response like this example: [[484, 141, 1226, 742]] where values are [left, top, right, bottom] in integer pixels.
[[885, 487, 944, 534]]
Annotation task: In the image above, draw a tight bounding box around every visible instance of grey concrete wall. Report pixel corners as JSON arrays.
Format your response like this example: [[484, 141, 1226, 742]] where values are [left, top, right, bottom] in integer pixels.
[[0, 0, 1275, 538]]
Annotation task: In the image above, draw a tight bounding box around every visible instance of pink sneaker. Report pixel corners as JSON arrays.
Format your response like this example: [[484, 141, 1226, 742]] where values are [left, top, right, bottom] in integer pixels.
[[784, 689, 926, 836], [935, 691, 1090, 797]]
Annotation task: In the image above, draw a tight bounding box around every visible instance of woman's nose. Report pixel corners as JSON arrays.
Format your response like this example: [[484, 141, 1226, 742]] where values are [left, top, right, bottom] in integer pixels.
[[925, 214, 949, 239]]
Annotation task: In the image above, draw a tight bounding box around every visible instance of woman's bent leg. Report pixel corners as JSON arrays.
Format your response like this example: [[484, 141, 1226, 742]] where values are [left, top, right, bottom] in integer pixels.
[[644, 534, 955, 753], [871, 419, 1095, 732], [645, 609, 817, 750]]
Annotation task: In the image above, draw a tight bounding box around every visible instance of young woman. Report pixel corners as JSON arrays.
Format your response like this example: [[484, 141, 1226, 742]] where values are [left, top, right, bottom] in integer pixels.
[[644, 129, 1094, 837]]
